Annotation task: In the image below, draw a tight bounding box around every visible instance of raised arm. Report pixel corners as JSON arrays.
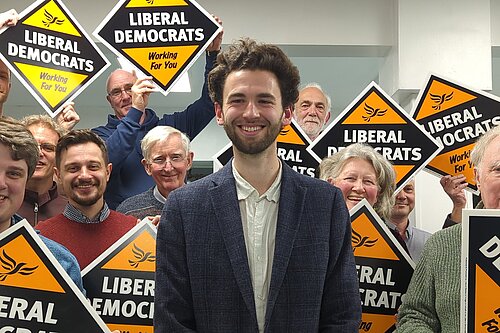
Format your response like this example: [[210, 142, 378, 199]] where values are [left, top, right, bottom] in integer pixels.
[[0, 9, 18, 28], [157, 16, 223, 139], [440, 174, 467, 228], [55, 101, 80, 131]]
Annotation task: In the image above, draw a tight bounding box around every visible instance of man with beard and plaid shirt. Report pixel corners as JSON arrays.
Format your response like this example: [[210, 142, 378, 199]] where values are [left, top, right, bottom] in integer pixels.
[[37, 129, 137, 270]]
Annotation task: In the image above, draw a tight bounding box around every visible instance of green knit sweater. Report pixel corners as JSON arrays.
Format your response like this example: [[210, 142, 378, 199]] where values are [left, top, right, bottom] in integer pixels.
[[396, 224, 461, 332]]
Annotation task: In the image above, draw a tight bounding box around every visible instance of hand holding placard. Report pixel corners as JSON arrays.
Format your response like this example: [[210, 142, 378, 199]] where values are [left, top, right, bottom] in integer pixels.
[[0, 9, 18, 29]]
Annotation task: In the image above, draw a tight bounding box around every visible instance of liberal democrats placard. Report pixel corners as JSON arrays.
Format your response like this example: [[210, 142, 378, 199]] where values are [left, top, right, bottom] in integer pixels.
[[94, 0, 221, 95], [461, 209, 500, 333], [82, 219, 157, 333], [350, 199, 415, 333], [0, 219, 110, 332], [0, 0, 110, 117], [412, 75, 500, 194], [308, 82, 442, 193]]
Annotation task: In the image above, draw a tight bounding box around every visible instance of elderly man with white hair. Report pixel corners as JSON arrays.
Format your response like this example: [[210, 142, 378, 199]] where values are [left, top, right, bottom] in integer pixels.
[[116, 126, 193, 220], [293, 83, 331, 141]]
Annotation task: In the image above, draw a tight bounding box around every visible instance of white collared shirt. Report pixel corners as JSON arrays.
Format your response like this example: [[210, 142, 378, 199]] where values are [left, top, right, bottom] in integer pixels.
[[233, 161, 282, 333], [153, 185, 167, 204]]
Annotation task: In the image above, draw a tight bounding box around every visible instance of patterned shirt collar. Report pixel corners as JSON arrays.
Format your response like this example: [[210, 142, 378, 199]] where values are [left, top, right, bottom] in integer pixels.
[[387, 220, 412, 239], [10, 214, 24, 226], [153, 186, 167, 204], [63, 202, 110, 224]]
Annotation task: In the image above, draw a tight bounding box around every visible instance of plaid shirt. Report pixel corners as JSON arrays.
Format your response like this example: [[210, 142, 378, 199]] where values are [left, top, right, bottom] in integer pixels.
[[62, 203, 110, 224]]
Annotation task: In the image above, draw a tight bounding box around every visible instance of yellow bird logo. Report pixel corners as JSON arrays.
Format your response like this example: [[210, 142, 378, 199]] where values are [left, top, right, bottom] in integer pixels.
[[351, 229, 378, 252], [362, 103, 387, 122], [430, 91, 453, 110], [128, 243, 155, 268], [42, 9, 65, 28], [0, 250, 38, 282], [280, 129, 290, 136]]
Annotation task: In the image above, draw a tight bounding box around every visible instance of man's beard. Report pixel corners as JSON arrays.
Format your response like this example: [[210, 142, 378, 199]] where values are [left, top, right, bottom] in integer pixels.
[[224, 121, 282, 155], [72, 193, 101, 207], [69, 181, 103, 207], [298, 119, 321, 138], [390, 206, 409, 220]]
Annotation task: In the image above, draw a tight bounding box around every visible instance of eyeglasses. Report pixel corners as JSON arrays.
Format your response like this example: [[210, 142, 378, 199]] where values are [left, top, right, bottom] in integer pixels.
[[108, 84, 133, 98], [38, 143, 56, 153], [150, 155, 186, 169]]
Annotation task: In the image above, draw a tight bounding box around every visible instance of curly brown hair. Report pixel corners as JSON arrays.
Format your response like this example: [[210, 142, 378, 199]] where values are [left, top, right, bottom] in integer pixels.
[[208, 38, 300, 109]]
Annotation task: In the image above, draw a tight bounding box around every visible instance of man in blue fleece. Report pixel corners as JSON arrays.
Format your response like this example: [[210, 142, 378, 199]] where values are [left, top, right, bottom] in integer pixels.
[[93, 17, 223, 209]]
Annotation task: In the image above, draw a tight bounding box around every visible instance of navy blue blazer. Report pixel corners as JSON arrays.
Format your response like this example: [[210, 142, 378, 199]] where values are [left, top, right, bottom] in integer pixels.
[[155, 161, 361, 332]]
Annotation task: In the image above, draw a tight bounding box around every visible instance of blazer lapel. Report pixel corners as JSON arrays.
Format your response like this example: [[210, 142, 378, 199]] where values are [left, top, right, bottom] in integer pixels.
[[209, 163, 257, 321], [265, 164, 307, 325]]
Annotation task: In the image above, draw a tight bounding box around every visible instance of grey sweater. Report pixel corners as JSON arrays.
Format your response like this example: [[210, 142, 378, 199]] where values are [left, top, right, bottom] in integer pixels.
[[116, 187, 164, 220]]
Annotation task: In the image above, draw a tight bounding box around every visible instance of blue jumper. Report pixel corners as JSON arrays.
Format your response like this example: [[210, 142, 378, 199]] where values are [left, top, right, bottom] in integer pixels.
[[93, 52, 217, 209]]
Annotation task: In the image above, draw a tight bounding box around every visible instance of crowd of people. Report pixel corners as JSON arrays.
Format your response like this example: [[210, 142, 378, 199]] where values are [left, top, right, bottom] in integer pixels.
[[1, 7, 498, 333]]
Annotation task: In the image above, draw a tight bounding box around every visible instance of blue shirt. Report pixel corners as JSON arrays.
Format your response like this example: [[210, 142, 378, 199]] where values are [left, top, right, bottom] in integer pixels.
[[387, 220, 431, 263]]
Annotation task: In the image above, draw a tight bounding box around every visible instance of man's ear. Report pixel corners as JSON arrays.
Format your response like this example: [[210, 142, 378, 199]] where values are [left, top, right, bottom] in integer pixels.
[[282, 105, 292, 126], [215, 102, 224, 125], [326, 177, 335, 186], [54, 167, 61, 183], [474, 167, 481, 191], [106, 163, 112, 181], [325, 111, 331, 124], [141, 158, 152, 176], [186, 151, 194, 170]]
